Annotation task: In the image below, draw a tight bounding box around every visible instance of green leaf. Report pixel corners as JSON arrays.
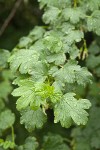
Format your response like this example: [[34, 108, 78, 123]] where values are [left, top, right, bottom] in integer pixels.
[[52, 61, 80, 84], [63, 7, 85, 24], [38, 0, 71, 9], [86, 0, 100, 11], [87, 10, 100, 35], [1, 70, 13, 81], [0, 139, 15, 150], [12, 79, 36, 110], [0, 110, 15, 131], [20, 107, 47, 132], [73, 138, 91, 150], [63, 44, 79, 59], [51, 60, 92, 86], [23, 136, 39, 150], [0, 49, 10, 69], [54, 93, 91, 128], [43, 6, 61, 24], [17, 146, 23, 150], [46, 52, 66, 65], [29, 26, 45, 41], [34, 82, 62, 104], [2, 141, 15, 149], [95, 67, 100, 77], [43, 32, 63, 53], [9, 49, 40, 74], [42, 134, 70, 150], [59, 22, 75, 34], [72, 106, 100, 150], [12, 79, 60, 110], [17, 37, 32, 48], [86, 55, 100, 69], [28, 61, 48, 81], [91, 132, 100, 149], [64, 30, 84, 45], [0, 81, 12, 100], [29, 39, 45, 52], [75, 67, 92, 86], [88, 42, 100, 55]]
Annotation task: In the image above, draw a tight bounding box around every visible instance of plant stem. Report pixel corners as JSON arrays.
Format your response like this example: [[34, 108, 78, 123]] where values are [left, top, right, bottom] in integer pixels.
[[63, 138, 71, 143], [74, 0, 77, 7], [11, 126, 15, 143]]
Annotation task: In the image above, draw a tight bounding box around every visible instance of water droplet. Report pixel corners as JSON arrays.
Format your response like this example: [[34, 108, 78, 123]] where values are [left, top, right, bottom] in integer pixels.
[[73, 114, 76, 117], [74, 104, 77, 107]]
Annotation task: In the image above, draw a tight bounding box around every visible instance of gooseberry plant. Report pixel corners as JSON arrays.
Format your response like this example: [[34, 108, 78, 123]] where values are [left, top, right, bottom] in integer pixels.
[[0, 0, 100, 149]]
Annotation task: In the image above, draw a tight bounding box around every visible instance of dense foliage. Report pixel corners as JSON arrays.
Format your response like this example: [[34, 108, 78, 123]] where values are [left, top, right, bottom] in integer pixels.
[[0, 0, 100, 149]]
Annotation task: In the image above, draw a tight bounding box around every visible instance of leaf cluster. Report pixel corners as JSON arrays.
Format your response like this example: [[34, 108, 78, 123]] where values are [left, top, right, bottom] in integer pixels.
[[0, 0, 100, 149]]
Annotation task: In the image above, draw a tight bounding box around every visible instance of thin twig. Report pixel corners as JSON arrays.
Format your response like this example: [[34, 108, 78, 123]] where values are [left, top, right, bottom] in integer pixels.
[[0, 0, 22, 37]]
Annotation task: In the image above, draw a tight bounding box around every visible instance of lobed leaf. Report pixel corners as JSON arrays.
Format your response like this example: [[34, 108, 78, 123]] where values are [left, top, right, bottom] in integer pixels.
[[20, 107, 47, 132], [9, 49, 40, 74], [0, 49, 10, 69], [63, 7, 85, 24], [54, 93, 91, 128], [43, 6, 61, 24], [23, 136, 39, 150], [42, 134, 70, 150], [87, 10, 100, 35], [0, 110, 15, 131]]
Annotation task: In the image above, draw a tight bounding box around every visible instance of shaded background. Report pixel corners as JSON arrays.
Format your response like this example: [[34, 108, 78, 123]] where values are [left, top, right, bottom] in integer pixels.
[[0, 0, 42, 50]]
